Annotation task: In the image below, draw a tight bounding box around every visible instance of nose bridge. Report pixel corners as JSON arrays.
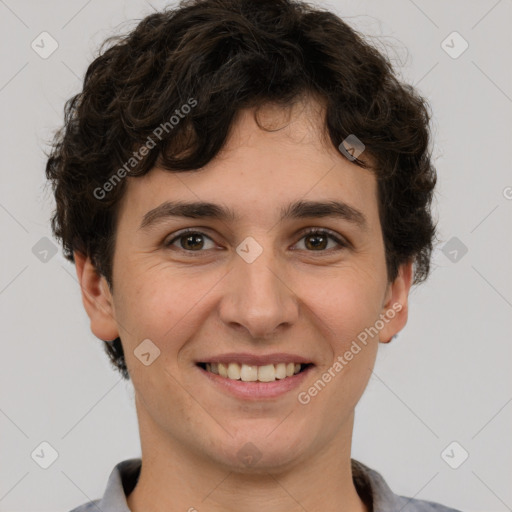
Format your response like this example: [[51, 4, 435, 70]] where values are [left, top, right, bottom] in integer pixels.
[[218, 237, 298, 339]]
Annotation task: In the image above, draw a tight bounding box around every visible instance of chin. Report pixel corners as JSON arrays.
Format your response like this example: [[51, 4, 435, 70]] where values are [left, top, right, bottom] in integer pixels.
[[209, 426, 311, 474]]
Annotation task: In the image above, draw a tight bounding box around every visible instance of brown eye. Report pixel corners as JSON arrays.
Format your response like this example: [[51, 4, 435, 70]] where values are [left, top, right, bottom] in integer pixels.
[[180, 233, 205, 250], [295, 229, 347, 252], [304, 232, 328, 250], [165, 230, 216, 251]]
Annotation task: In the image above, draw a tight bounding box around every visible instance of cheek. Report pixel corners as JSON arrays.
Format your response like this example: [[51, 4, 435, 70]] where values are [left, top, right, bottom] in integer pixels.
[[113, 266, 222, 349], [301, 269, 384, 345], [299, 269, 383, 404]]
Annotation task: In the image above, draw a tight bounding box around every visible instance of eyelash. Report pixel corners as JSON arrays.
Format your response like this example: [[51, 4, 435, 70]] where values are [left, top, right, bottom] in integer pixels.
[[164, 227, 349, 255]]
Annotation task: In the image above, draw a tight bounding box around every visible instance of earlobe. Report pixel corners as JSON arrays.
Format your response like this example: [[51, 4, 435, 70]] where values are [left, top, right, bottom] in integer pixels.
[[74, 251, 119, 342], [379, 261, 414, 344]]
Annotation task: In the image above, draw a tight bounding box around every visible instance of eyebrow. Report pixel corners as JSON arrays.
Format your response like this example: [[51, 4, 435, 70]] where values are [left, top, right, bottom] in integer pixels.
[[139, 199, 368, 231]]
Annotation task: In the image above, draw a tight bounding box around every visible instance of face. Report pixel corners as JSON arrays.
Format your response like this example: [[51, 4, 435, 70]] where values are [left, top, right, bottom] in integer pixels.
[[78, 98, 412, 473]]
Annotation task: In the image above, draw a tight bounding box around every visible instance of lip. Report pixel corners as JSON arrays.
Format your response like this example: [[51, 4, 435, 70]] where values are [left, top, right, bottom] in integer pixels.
[[196, 363, 315, 400], [195, 352, 314, 366]]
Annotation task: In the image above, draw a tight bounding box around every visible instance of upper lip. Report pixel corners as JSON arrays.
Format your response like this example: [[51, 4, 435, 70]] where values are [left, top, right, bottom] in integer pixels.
[[196, 353, 314, 366]]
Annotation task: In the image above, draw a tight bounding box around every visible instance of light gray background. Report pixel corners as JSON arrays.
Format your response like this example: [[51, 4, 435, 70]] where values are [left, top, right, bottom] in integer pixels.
[[1, 1, 511, 511]]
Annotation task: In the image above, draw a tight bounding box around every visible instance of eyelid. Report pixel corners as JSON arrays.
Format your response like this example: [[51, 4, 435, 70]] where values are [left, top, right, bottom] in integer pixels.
[[295, 227, 350, 250], [164, 228, 217, 249], [164, 227, 350, 252]]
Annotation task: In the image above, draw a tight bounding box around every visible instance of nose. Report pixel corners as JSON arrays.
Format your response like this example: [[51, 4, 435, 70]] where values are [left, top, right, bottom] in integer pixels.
[[218, 242, 299, 340]]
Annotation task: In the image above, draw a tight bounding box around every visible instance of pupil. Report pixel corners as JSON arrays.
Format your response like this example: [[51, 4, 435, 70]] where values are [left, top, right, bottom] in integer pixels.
[[307, 234, 326, 250], [183, 234, 203, 250]]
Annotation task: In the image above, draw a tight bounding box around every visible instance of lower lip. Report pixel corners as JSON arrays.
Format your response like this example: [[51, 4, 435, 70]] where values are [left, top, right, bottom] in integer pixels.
[[197, 365, 314, 400]]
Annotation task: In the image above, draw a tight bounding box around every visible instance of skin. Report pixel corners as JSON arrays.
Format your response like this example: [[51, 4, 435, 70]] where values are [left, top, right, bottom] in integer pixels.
[[75, 97, 413, 512]]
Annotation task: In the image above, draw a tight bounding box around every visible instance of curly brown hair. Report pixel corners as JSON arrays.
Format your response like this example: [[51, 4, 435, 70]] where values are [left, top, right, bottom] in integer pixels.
[[45, 0, 437, 379]]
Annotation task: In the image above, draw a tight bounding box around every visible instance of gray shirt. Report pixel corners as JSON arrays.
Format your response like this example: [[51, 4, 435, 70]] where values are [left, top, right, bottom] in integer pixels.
[[69, 458, 462, 512]]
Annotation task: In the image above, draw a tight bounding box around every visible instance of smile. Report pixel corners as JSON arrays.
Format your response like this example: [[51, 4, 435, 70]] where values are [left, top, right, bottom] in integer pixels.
[[198, 362, 312, 382]]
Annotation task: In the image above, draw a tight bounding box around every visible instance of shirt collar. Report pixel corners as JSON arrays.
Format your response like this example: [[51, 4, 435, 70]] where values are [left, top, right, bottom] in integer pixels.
[[92, 457, 416, 512]]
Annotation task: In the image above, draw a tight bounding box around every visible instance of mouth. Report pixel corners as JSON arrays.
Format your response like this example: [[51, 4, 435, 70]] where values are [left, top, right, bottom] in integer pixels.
[[194, 353, 316, 400], [196, 362, 314, 382]]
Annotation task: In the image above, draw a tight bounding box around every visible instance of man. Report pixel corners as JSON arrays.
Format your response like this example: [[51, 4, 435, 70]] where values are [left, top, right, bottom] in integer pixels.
[[45, 0, 461, 510]]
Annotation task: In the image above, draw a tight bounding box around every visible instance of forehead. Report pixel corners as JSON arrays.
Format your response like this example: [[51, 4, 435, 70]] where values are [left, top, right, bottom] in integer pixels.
[[118, 101, 380, 231]]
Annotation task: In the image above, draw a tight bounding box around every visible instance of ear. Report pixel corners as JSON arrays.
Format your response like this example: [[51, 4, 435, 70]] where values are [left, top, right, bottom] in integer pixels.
[[74, 251, 119, 342], [378, 261, 414, 344]]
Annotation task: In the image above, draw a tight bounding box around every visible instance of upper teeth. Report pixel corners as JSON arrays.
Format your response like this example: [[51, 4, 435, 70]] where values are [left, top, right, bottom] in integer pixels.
[[205, 362, 303, 382]]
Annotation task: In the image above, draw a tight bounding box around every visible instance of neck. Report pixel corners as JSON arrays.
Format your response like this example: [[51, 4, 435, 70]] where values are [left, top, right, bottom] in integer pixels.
[[127, 405, 368, 512]]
